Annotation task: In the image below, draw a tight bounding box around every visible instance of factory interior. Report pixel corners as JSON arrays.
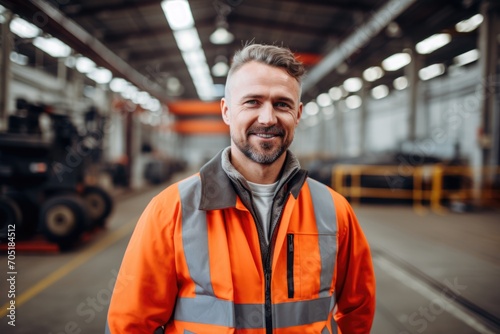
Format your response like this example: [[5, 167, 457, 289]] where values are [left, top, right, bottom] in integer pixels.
[[0, 0, 499, 333]]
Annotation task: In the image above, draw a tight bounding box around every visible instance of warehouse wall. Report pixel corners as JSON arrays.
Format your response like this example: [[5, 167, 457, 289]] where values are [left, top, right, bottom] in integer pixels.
[[293, 63, 487, 167]]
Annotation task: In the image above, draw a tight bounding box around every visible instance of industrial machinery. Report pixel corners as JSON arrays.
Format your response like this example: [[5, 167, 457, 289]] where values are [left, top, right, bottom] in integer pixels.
[[0, 100, 113, 248]]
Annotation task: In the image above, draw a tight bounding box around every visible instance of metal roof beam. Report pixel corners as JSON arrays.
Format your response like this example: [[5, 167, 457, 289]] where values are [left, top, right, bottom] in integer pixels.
[[302, 0, 417, 93], [1, 0, 167, 100]]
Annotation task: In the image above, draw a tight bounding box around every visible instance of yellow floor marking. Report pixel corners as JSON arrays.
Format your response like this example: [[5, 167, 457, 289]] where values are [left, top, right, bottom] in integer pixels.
[[0, 221, 135, 317]]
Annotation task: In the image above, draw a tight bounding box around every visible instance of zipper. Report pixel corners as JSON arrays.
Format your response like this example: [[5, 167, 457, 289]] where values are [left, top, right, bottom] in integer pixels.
[[287, 234, 294, 298], [264, 191, 292, 334], [264, 269, 272, 333]]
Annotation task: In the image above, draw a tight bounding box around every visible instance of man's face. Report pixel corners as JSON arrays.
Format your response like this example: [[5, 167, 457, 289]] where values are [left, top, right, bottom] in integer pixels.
[[221, 61, 302, 165]]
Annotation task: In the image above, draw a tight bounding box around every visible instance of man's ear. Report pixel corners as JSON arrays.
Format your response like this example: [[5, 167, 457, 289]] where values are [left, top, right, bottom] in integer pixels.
[[221, 98, 230, 125]]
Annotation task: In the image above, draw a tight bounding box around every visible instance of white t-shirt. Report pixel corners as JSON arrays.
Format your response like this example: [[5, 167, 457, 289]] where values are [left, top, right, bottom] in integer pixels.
[[247, 180, 279, 244]]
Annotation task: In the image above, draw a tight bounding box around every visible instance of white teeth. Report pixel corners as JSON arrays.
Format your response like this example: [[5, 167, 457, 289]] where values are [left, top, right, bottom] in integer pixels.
[[256, 134, 274, 138]]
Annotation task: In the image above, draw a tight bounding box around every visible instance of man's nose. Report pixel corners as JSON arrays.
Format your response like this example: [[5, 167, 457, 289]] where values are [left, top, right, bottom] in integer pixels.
[[257, 103, 277, 125]]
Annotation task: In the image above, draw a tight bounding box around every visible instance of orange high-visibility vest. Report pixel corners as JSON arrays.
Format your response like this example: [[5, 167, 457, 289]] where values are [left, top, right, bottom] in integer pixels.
[[107, 155, 375, 334]]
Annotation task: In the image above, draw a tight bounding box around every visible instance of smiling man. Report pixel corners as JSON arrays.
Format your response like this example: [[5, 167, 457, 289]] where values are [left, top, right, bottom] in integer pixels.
[[107, 44, 375, 334]]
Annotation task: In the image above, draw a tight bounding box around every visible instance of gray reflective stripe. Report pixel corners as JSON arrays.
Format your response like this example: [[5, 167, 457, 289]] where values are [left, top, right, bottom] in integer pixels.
[[175, 296, 265, 329], [174, 296, 336, 329], [307, 178, 338, 297], [322, 326, 330, 334], [273, 295, 335, 328], [178, 176, 214, 296], [235, 303, 265, 329], [175, 296, 235, 326]]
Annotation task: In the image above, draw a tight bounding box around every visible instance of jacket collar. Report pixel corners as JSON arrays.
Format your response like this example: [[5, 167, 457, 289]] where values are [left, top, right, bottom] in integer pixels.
[[198, 147, 307, 211]]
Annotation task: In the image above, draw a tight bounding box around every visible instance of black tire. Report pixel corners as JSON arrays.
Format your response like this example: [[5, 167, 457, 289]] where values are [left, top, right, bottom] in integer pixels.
[[39, 195, 89, 246], [81, 186, 113, 227], [0, 196, 22, 241], [6, 192, 39, 238]]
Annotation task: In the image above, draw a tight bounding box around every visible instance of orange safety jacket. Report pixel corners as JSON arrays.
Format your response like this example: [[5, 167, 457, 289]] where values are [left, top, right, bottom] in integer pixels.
[[107, 149, 375, 334]]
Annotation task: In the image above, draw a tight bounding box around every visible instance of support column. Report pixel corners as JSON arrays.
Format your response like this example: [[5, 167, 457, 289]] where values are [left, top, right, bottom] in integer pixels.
[[359, 82, 368, 155], [406, 47, 422, 142], [336, 101, 345, 156], [0, 10, 12, 131], [478, 0, 499, 168]]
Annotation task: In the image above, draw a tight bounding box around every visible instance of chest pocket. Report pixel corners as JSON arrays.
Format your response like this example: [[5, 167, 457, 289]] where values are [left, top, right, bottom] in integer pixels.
[[288, 233, 337, 299]]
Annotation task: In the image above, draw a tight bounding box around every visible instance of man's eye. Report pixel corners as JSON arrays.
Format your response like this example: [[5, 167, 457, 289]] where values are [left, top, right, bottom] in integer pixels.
[[245, 100, 258, 105], [275, 102, 291, 108]]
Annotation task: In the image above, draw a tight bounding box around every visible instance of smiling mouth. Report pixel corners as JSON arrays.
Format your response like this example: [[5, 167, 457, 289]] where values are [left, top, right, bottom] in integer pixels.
[[254, 133, 278, 139], [248, 126, 284, 139]]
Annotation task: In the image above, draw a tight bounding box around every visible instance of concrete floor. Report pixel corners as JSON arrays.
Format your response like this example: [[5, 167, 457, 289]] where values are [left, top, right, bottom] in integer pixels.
[[1, 178, 499, 334]]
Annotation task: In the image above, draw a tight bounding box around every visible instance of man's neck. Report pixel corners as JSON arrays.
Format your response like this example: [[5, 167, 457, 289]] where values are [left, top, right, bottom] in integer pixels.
[[230, 148, 285, 184]]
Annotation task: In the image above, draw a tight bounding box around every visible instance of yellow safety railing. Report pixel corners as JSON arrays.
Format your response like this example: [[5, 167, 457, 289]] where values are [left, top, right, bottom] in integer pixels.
[[331, 164, 500, 213]]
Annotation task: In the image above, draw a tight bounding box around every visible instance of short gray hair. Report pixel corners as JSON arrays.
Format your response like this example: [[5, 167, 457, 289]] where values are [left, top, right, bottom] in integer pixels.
[[227, 43, 305, 82]]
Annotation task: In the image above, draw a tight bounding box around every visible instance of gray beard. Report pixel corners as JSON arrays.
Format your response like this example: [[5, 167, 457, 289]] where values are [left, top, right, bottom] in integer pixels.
[[233, 134, 291, 165]]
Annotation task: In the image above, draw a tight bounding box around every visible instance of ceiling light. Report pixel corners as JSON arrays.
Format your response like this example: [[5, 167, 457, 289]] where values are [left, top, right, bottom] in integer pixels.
[[33, 37, 71, 58], [182, 50, 206, 64], [122, 84, 138, 100], [87, 67, 112, 84], [212, 61, 229, 77], [363, 66, 384, 82], [386, 21, 402, 38], [393, 76, 408, 90], [343, 77, 363, 92], [144, 98, 161, 112], [345, 95, 362, 109], [210, 27, 234, 45], [161, 0, 194, 30], [328, 87, 343, 101], [416, 33, 451, 54], [188, 64, 211, 79], [173, 28, 201, 52], [419, 63, 445, 81], [382, 52, 411, 71], [453, 49, 479, 67], [136, 91, 151, 105], [110, 78, 128, 92], [76, 57, 96, 73], [10, 52, 28, 66], [65, 56, 76, 68], [455, 14, 483, 33], [10, 17, 40, 39], [316, 93, 332, 107], [166, 77, 183, 96], [163, 0, 215, 100], [371, 85, 389, 99], [305, 101, 319, 116]]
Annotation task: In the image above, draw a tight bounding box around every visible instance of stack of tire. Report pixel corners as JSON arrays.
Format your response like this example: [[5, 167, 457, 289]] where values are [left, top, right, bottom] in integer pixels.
[[0, 132, 114, 248], [0, 186, 113, 248]]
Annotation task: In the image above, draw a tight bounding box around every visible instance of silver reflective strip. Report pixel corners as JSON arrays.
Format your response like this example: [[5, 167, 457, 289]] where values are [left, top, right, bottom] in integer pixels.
[[174, 296, 235, 326], [235, 303, 265, 329], [178, 176, 214, 295], [273, 295, 334, 328], [307, 178, 338, 297], [174, 296, 266, 329], [322, 326, 330, 334]]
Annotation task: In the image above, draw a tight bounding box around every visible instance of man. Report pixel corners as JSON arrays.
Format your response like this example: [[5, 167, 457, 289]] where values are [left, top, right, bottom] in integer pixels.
[[107, 43, 375, 333]]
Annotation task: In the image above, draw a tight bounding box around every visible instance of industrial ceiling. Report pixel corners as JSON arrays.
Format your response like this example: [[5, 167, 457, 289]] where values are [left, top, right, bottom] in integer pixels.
[[0, 0, 484, 104]]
